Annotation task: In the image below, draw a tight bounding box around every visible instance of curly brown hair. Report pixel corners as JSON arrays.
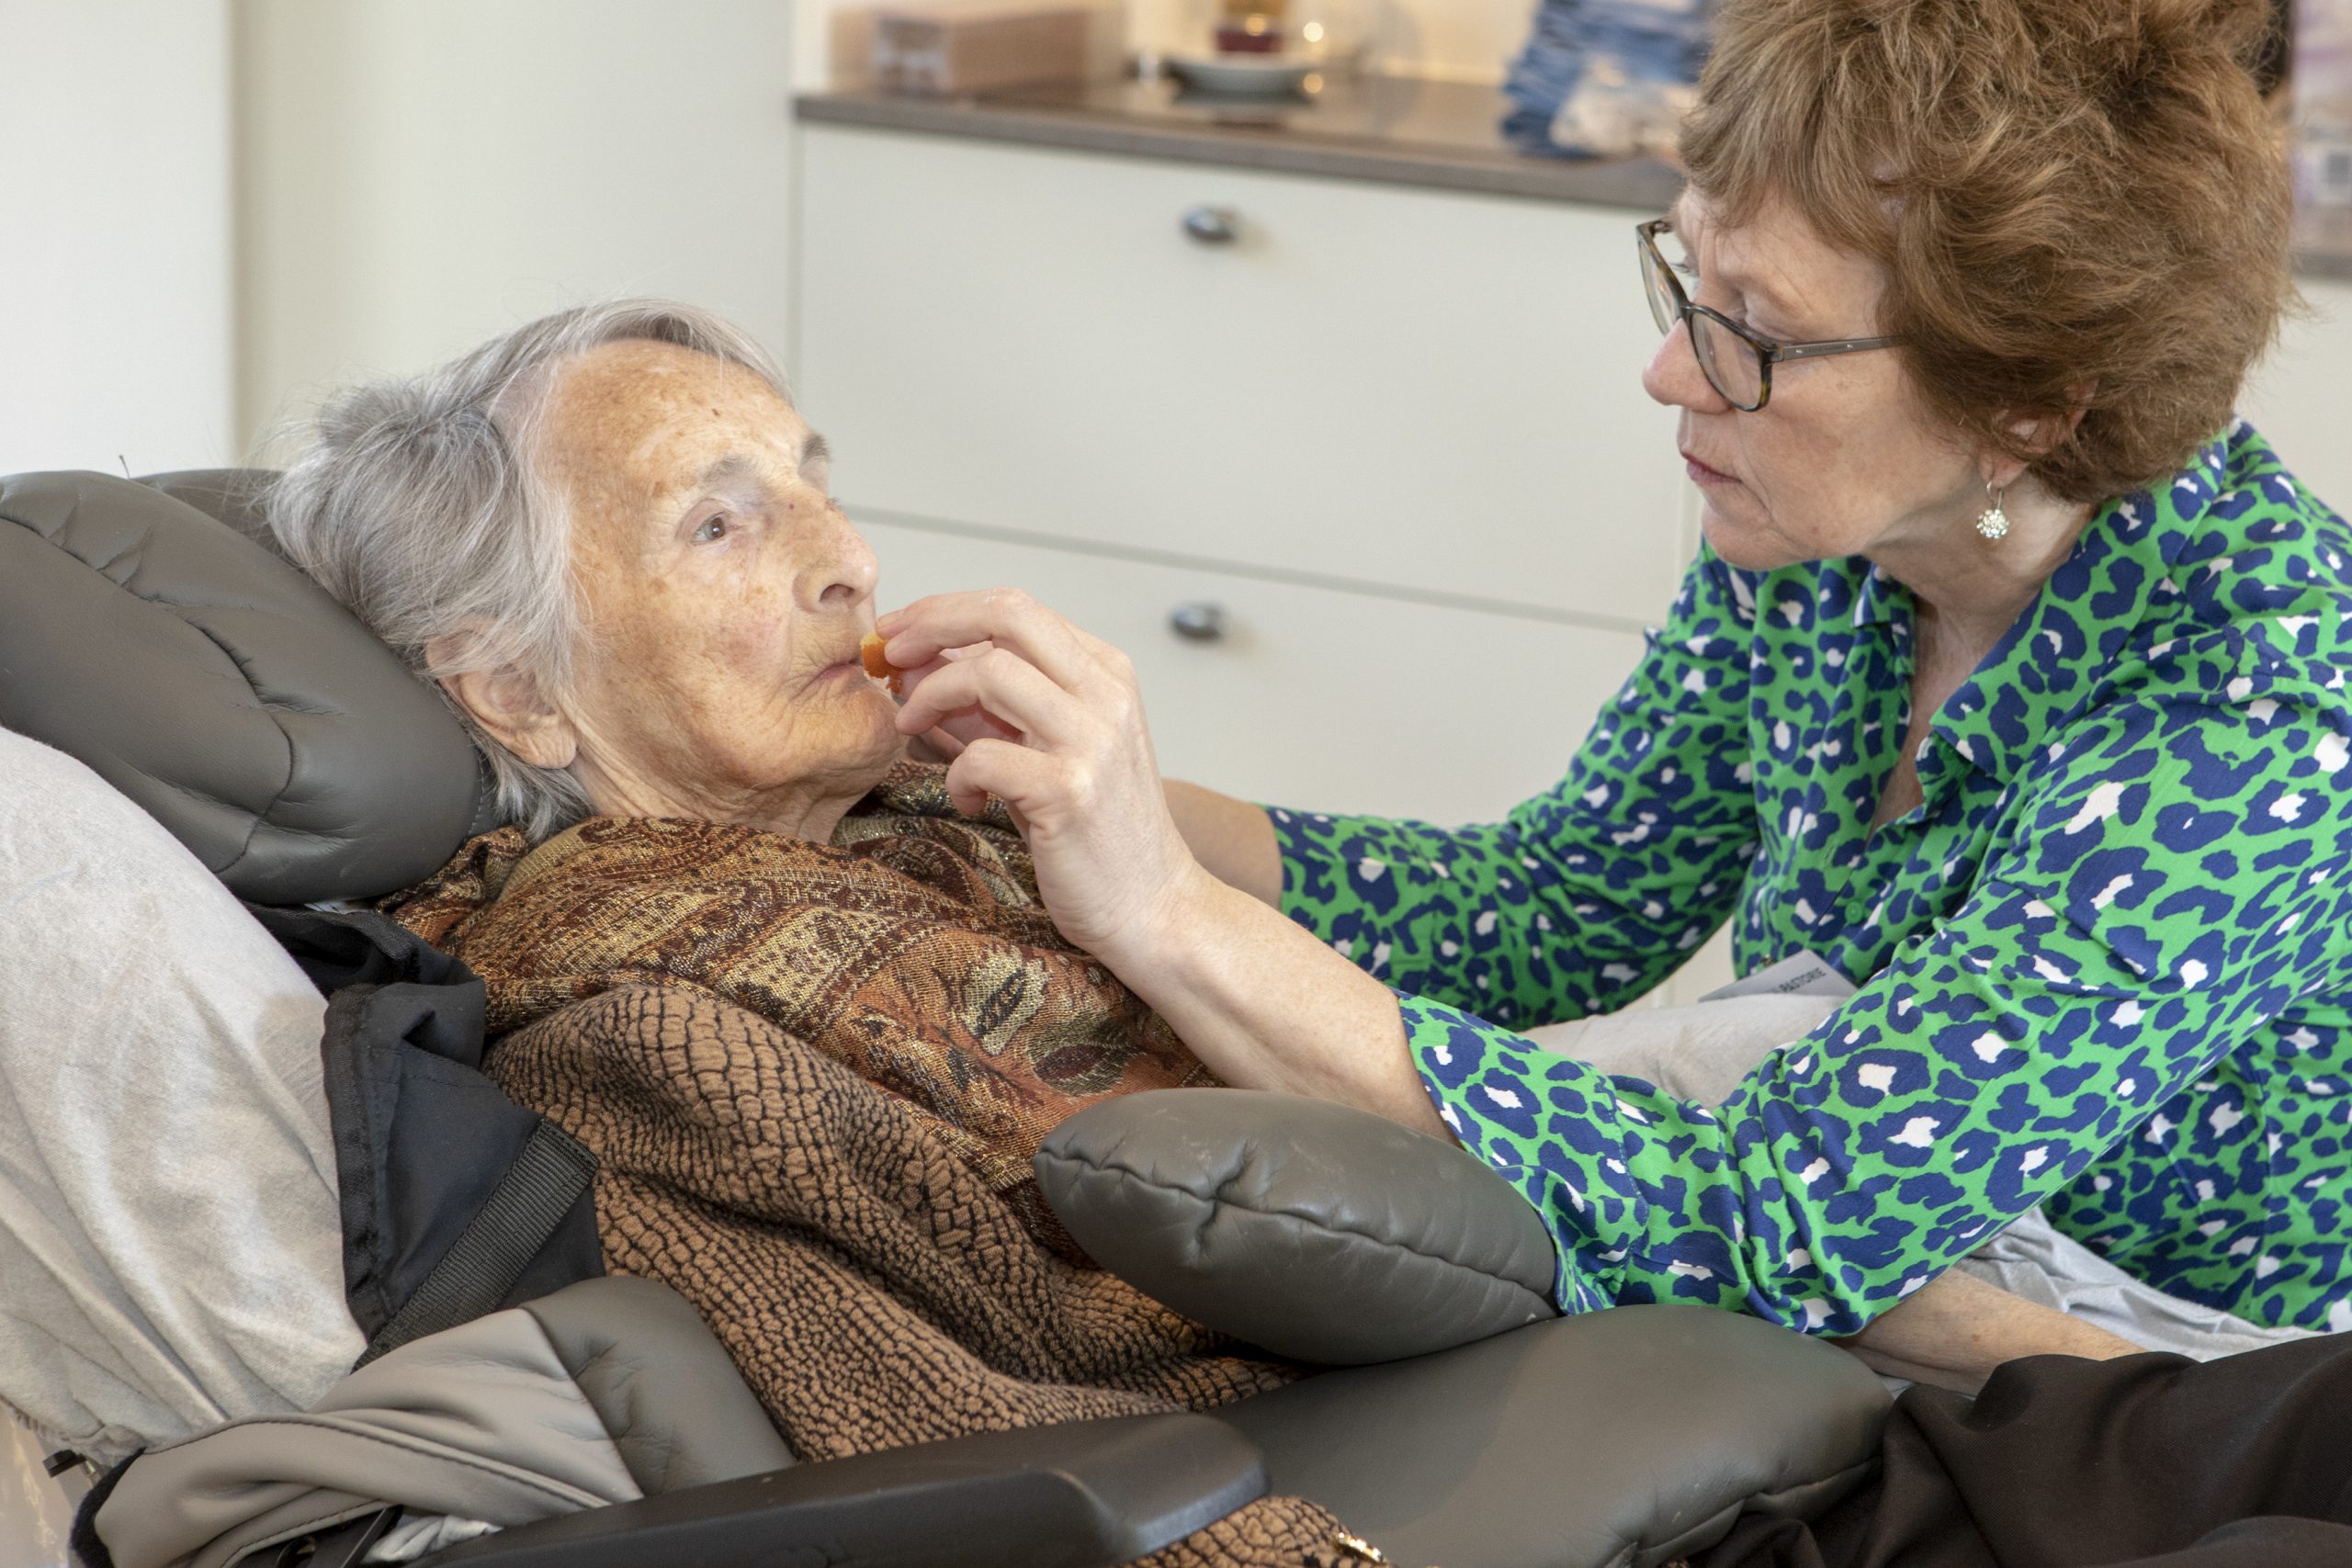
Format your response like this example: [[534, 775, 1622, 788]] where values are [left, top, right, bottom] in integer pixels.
[[1679, 0, 2296, 503]]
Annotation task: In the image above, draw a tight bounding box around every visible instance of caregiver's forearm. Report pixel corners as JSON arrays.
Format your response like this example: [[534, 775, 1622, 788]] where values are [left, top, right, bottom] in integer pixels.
[[1107, 866, 1449, 1138], [1162, 781, 1282, 907], [1830, 1269, 2141, 1394]]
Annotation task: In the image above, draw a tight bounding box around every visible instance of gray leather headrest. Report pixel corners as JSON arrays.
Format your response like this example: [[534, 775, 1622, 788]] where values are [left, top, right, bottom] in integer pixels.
[[0, 469, 499, 905], [138, 467, 291, 559]]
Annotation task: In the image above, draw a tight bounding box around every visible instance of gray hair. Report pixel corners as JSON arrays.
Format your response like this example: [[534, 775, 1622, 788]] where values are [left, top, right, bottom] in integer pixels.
[[266, 299, 793, 841]]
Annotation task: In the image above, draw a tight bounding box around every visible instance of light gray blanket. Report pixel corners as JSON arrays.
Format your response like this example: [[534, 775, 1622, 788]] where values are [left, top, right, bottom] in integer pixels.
[[0, 728, 363, 1465]]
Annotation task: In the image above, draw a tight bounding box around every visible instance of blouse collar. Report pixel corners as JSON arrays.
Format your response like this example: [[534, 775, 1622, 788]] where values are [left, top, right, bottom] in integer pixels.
[[1871, 428, 2245, 801]]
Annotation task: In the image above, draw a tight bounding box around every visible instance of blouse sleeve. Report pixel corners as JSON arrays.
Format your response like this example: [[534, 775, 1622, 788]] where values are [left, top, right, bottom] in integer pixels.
[[1412, 645, 2352, 1331], [1273, 546, 1761, 1027]]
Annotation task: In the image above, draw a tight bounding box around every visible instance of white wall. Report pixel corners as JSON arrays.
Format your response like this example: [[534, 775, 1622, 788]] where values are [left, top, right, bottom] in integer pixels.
[[0, 1, 233, 477], [2238, 276, 2352, 508], [1357, 1, 1536, 81], [236, 0, 798, 456]]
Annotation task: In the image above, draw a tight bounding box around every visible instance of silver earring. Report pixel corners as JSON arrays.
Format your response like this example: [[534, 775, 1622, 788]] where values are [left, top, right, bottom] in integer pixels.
[[1975, 481, 2010, 542]]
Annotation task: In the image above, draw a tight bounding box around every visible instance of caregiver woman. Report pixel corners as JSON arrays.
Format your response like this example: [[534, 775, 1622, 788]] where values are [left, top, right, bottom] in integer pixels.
[[881, 0, 2352, 1345]]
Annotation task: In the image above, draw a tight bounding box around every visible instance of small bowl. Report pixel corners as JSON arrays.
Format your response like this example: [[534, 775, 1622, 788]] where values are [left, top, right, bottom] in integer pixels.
[[1164, 51, 1326, 97]]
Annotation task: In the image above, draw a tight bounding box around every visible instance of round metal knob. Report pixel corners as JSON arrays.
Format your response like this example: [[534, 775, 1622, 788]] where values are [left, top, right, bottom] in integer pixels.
[[1167, 601, 1228, 641], [1181, 205, 1239, 245]]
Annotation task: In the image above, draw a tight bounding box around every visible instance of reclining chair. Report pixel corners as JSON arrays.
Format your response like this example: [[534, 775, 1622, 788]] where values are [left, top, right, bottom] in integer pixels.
[[0, 468, 1890, 1568]]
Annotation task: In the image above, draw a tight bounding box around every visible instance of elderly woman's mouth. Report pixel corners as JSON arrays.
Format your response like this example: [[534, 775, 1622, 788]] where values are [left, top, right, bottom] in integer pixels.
[[806, 652, 876, 690]]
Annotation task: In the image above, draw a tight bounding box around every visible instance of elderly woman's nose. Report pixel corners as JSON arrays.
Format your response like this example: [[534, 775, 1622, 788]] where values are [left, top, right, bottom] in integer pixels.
[[1643, 320, 1727, 412], [805, 515, 881, 609]]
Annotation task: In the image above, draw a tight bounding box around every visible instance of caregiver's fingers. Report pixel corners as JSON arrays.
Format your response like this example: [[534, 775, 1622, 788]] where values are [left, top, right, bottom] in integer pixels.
[[904, 729, 963, 764], [944, 736, 1081, 824], [893, 646, 1090, 748], [894, 648, 1043, 760], [877, 589, 1104, 691], [900, 688, 1020, 760]]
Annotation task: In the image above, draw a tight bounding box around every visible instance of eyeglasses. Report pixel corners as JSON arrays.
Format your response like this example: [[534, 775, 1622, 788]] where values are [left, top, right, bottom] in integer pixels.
[[1637, 218, 1902, 412]]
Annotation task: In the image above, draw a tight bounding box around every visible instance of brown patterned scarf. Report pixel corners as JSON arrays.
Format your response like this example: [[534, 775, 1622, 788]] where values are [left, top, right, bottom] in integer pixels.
[[380, 761, 1217, 1253]]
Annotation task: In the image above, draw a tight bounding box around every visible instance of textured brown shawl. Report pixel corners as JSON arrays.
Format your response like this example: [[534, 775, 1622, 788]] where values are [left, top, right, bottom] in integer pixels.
[[382, 761, 1217, 1253], [380, 765, 1358, 1562], [480, 984, 1346, 1563]]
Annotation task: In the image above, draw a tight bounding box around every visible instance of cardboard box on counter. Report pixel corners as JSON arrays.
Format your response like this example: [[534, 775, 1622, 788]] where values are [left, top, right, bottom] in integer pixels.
[[832, 0, 1126, 97]]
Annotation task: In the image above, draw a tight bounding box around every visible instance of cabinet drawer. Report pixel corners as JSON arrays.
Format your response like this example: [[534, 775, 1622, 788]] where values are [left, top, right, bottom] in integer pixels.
[[800, 125, 1687, 626], [861, 516, 1645, 826]]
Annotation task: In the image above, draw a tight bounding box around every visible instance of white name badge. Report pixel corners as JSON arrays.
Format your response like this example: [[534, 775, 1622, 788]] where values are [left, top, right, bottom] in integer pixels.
[[1697, 949, 1857, 1003]]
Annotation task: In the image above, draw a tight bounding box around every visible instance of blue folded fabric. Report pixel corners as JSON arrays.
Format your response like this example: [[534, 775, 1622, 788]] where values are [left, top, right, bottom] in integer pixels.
[[1502, 0, 1713, 157]]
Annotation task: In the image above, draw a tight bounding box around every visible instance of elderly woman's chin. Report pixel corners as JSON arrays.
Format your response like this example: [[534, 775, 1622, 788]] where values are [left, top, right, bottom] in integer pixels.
[[697, 673, 910, 814], [829, 678, 912, 773]]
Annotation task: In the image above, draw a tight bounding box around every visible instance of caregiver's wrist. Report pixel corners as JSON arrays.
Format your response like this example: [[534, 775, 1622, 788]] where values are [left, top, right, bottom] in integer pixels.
[[1083, 857, 1233, 985]]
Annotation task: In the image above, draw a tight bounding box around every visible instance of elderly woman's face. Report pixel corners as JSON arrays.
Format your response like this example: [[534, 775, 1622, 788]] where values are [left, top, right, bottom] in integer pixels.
[[534, 339, 898, 826], [1643, 191, 1984, 571]]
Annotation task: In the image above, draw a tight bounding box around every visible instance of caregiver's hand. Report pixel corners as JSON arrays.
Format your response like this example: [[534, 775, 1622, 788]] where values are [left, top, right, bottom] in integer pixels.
[[875, 590, 1208, 966], [879, 589, 1446, 1140], [877, 588, 1446, 1141]]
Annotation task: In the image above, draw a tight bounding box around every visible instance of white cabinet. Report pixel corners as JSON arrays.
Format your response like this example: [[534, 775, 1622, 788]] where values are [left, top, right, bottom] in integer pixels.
[[796, 124, 1688, 628], [797, 121, 1734, 998], [860, 517, 1645, 825]]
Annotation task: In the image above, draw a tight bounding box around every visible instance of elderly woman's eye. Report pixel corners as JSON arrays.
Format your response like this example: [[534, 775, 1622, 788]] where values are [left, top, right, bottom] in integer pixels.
[[694, 514, 730, 544]]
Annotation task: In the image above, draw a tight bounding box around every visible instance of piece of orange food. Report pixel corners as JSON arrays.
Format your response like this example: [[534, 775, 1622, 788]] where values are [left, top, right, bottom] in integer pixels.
[[859, 632, 905, 694]]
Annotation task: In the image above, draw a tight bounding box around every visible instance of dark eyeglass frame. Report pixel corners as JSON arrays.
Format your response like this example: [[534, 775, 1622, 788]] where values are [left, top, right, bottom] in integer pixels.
[[1637, 218, 1902, 412]]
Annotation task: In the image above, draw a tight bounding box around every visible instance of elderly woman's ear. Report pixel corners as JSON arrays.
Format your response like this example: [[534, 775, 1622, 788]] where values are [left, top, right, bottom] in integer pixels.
[[429, 637, 580, 772]]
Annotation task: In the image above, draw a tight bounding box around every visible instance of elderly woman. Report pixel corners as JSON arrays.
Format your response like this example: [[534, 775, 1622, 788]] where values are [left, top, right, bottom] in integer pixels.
[[268, 305, 1241, 1266], [878, 0, 2352, 1353]]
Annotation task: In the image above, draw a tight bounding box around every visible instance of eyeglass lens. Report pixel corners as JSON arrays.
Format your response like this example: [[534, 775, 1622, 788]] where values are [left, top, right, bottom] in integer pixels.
[[1642, 228, 1766, 410]]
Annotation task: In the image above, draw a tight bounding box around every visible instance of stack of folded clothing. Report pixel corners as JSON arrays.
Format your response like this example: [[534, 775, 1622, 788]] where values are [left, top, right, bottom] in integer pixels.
[[1501, 0, 1714, 160]]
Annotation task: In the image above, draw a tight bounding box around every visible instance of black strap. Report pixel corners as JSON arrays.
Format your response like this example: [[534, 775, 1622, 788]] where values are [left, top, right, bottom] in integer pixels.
[[357, 1121, 596, 1367], [260, 1506, 402, 1568]]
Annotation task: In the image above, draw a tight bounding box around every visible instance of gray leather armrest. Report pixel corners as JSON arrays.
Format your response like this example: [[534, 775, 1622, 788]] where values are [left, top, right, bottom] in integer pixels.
[[1216, 1306, 1892, 1568], [421, 1414, 1267, 1568], [1036, 1089, 1557, 1365]]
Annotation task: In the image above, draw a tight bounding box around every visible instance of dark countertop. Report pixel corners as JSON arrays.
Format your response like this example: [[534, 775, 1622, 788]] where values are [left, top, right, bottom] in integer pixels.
[[797, 73, 2352, 282], [795, 73, 1687, 212]]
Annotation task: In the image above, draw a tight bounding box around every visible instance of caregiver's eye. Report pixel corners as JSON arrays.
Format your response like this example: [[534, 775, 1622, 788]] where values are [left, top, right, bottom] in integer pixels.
[[693, 513, 730, 544]]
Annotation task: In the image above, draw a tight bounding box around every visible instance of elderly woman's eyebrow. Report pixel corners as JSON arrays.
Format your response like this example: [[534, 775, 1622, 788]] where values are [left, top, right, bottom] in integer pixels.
[[799, 431, 831, 474], [684, 453, 769, 502]]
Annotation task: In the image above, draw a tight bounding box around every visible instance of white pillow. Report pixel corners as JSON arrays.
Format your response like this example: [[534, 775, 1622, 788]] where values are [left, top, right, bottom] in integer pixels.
[[1521, 992, 1843, 1104], [0, 727, 363, 1464]]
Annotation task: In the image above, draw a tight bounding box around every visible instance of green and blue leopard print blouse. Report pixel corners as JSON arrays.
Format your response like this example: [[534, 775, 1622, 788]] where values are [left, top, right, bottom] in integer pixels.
[[1274, 421, 2351, 1335]]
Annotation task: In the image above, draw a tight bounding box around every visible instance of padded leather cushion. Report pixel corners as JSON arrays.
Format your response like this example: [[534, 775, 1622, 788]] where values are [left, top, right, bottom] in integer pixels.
[[1036, 1089, 1558, 1365], [1212, 1305, 1892, 1568], [0, 469, 495, 905], [523, 1276, 797, 1493], [138, 467, 289, 558]]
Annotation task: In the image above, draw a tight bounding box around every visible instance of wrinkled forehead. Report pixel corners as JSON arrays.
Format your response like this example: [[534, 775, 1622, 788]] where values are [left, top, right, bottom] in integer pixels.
[[1669, 186, 1789, 266], [1670, 186, 1890, 321], [531, 338, 805, 508]]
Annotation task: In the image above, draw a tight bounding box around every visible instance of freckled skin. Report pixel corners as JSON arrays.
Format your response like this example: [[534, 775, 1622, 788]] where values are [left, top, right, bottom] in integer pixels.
[[522, 338, 900, 840]]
